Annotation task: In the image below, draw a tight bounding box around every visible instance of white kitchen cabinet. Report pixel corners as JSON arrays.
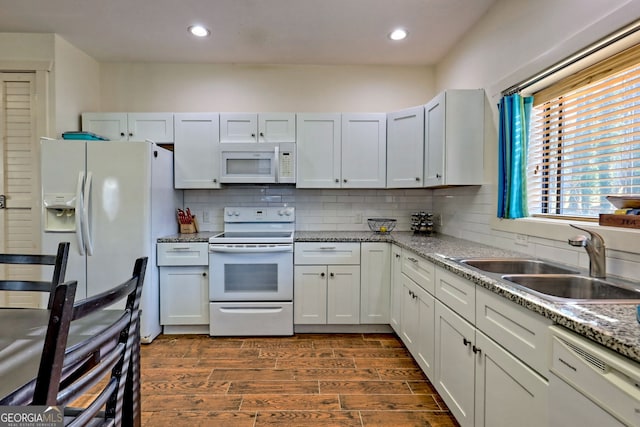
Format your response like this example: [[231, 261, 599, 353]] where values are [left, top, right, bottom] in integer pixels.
[[474, 330, 548, 427], [389, 245, 403, 333], [432, 268, 550, 427], [219, 113, 295, 143], [160, 266, 209, 325], [296, 113, 386, 188], [294, 265, 360, 324], [173, 113, 221, 189], [401, 249, 435, 294], [82, 112, 174, 143], [400, 274, 435, 379], [157, 242, 209, 333], [296, 113, 342, 188], [386, 106, 424, 188], [360, 242, 391, 324], [434, 300, 476, 427], [294, 242, 361, 325], [423, 89, 484, 187], [341, 113, 387, 188]]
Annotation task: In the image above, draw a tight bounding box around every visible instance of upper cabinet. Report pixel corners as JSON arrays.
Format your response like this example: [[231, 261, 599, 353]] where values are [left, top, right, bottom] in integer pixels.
[[424, 89, 484, 187], [219, 113, 296, 143], [296, 113, 386, 188], [341, 113, 386, 188], [82, 112, 174, 143], [173, 113, 221, 189], [386, 106, 425, 188], [296, 113, 342, 188]]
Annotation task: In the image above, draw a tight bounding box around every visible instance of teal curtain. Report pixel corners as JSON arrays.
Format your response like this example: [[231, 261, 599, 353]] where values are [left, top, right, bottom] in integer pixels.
[[497, 94, 533, 219]]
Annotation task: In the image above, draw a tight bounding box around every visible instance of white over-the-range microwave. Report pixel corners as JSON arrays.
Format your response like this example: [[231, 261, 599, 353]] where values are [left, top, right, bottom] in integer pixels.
[[219, 142, 296, 184]]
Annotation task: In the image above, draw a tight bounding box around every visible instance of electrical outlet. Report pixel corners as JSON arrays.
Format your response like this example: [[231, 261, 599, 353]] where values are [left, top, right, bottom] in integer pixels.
[[202, 211, 211, 223], [515, 233, 529, 247], [434, 214, 442, 227], [354, 213, 363, 224]]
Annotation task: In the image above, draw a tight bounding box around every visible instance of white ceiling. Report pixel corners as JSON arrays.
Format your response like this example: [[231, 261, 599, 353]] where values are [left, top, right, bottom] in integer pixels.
[[0, 0, 496, 65]]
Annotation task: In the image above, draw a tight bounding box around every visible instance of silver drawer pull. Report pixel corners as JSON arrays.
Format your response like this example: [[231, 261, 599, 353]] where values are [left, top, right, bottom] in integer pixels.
[[171, 247, 193, 251], [319, 246, 337, 250], [407, 257, 418, 263]]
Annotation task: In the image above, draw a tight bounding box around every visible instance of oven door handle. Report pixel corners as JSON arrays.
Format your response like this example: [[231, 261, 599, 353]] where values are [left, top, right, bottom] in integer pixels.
[[209, 245, 293, 253]]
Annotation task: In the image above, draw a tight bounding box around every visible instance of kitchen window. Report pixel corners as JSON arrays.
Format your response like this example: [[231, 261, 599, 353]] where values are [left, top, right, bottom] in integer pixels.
[[526, 43, 640, 219]]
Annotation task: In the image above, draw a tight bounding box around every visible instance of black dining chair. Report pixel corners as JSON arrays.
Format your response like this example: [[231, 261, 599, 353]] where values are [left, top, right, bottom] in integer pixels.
[[0, 242, 70, 308], [31, 256, 147, 426]]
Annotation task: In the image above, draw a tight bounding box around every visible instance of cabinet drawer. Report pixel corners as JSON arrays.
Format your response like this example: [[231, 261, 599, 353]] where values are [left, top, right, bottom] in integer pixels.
[[435, 267, 475, 322], [294, 242, 360, 265], [476, 286, 551, 375], [401, 250, 435, 294], [157, 242, 208, 266]]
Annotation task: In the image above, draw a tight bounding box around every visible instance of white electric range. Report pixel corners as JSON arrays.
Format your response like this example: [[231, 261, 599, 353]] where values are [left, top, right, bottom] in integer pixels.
[[208, 206, 295, 336]]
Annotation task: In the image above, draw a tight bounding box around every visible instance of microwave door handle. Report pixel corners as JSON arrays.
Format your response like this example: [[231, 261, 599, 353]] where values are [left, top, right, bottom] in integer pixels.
[[274, 145, 279, 183]]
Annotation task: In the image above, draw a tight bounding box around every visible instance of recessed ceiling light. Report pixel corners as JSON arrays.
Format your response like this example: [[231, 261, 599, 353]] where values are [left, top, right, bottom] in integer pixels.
[[188, 25, 210, 38], [389, 28, 408, 41]]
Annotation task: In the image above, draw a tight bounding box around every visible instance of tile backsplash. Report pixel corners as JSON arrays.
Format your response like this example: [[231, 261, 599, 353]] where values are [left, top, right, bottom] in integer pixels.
[[184, 186, 433, 232]]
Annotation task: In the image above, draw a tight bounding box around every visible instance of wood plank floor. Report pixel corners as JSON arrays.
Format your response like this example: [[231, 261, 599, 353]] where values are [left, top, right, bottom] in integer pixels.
[[140, 333, 459, 426]]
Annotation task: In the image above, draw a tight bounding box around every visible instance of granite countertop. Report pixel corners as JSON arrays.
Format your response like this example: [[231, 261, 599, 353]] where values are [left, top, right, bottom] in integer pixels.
[[158, 230, 640, 364]]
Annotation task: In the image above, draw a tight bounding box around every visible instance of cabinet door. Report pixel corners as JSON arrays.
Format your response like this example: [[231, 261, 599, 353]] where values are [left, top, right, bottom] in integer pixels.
[[220, 113, 258, 143], [400, 274, 419, 351], [387, 106, 424, 188], [389, 245, 403, 333], [294, 265, 327, 324], [327, 265, 360, 324], [424, 92, 446, 186], [341, 113, 386, 188], [360, 242, 390, 324], [127, 113, 174, 143], [474, 331, 548, 427], [82, 112, 128, 141], [296, 113, 342, 188], [435, 300, 475, 427], [174, 113, 221, 189], [259, 113, 296, 142], [424, 90, 485, 187], [160, 266, 209, 325], [401, 275, 435, 378]]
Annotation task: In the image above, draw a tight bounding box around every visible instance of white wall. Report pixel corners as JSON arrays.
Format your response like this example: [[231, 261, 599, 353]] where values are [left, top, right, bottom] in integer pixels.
[[432, 0, 640, 278], [53, 35, 100, 137], [98, 62, 435, 112]]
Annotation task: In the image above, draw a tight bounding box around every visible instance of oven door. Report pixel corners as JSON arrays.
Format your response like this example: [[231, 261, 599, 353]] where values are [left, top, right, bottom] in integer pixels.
[[209, 244, 293, 301]]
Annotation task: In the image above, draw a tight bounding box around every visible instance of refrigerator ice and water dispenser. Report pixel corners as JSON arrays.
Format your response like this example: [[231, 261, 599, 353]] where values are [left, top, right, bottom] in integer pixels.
[[43, 193, 77, 232]]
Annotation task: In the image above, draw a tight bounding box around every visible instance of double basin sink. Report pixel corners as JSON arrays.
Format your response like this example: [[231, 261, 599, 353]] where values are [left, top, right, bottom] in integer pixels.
[[453, 258, 640, 304]]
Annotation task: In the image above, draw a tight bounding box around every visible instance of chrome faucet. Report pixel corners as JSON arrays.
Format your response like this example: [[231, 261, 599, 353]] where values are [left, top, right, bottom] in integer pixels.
[[568, 224, 606, 278]]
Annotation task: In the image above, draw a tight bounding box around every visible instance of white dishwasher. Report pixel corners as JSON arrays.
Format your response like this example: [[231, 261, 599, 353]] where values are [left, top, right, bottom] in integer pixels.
[[549, 326, 640, 427]]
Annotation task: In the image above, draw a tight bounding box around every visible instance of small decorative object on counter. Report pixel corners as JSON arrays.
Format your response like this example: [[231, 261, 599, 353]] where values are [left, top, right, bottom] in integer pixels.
[[177, 207, 199, 234], [411, 211, 434, 235], [367, 218, 397, 234]]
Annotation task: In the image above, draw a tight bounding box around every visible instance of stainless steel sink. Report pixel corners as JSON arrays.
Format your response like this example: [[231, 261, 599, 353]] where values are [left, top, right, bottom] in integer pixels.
[[458, 258, 579, 275], [501, 274, 640, 303]]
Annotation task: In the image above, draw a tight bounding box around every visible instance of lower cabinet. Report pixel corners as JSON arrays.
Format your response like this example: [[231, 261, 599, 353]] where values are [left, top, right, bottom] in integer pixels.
[[159, 266, 209, 325], [294, 265, 360, 324], [389, 245, 403, 333], [157, 242, 210, 333], [434, 301, 476, 426], [360, 243, 391, 324], [400, 274, 435, 378], [434, 300, 549, 427]]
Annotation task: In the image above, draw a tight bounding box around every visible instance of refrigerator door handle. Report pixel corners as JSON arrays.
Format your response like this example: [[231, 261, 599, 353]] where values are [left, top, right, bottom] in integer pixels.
[[75, 171, 85, 256], [82, 171, 94, 256]]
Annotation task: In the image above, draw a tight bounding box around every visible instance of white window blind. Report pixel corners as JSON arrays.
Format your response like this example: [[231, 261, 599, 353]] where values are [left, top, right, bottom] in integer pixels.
[[528, 45, 640, 218]]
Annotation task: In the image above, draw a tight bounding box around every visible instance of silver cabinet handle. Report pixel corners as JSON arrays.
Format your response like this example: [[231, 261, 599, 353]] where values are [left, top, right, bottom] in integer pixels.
[[463, 338, 471, 346], [407, 257, 418, 263], [319, 246, 336, 250]]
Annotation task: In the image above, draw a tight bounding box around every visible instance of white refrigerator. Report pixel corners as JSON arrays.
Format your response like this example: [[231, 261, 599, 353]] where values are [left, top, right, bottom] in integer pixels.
[[40, 139, 181, 343]]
